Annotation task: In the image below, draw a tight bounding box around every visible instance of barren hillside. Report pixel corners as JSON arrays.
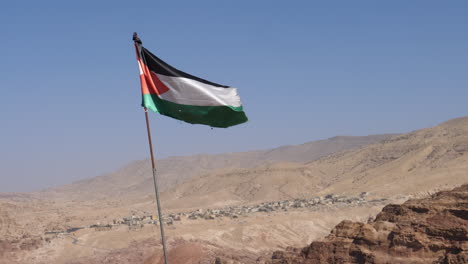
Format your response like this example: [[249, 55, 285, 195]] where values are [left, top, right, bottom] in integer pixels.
[[161, 117, 468, 210], [0, 118, 466, 264], [39, 134, 393, 201]]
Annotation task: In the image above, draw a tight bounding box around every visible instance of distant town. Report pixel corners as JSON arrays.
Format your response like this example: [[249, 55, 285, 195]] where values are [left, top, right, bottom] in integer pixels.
[[44, 192, 389, 236]]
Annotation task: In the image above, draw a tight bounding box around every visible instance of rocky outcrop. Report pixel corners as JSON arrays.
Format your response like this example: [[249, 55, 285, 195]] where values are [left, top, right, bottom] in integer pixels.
[[266, 184, 468, 264]]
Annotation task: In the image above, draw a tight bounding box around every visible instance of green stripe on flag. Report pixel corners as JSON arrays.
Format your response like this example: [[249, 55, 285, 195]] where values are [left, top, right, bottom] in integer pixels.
[[142, 94, 248, 128]]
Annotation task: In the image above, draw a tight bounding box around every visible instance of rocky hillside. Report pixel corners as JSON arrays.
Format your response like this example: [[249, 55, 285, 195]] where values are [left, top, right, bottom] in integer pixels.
[[161, 117, 468, 210], [264, 184, 468, 264], [39, 135, 393, 201]]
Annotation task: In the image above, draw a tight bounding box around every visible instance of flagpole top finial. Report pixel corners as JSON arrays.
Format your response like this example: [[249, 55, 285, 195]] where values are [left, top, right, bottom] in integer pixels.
[[133, 32, 142, 44]]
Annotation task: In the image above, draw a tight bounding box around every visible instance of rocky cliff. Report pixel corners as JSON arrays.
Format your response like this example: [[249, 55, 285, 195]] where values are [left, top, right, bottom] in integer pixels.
[[265, 184, 467, 264]]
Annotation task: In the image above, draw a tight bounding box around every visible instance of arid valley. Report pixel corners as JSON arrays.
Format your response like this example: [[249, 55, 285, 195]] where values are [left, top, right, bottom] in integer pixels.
[[1, 117, 467, 263]]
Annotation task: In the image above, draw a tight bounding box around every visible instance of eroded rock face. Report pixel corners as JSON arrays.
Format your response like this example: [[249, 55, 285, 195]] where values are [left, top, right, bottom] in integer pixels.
[[266, 184, 468, 264]]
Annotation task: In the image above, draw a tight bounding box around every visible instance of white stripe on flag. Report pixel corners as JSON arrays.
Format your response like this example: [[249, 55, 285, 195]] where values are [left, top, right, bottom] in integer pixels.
[[157, 74, 242, 107]]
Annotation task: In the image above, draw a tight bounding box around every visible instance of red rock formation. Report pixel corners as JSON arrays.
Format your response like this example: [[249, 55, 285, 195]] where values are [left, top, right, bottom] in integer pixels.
[[266, 184, 468, 264]]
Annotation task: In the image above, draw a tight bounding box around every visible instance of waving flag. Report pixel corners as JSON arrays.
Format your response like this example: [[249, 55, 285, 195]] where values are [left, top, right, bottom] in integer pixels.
[[134, 36, 248, 128]]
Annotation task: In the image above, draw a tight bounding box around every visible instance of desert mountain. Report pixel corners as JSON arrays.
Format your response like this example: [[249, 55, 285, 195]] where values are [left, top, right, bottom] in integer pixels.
[[39, 134, 393, 200], [1, 118, 466, 264], [263, 184, 468, 264], [161, 117, 468, 210]]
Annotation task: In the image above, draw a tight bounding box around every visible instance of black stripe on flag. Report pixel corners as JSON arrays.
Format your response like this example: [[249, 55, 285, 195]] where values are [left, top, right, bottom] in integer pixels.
[[142, 48, 230, 88]]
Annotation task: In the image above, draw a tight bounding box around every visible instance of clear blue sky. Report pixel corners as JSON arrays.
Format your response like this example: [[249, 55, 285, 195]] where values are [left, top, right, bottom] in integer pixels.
[[1, 1, 467, 192]]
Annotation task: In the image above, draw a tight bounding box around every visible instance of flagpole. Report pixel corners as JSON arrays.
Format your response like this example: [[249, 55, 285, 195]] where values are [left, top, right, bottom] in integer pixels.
[[143, 107, 170, 264], [134, 32, 169, 264]]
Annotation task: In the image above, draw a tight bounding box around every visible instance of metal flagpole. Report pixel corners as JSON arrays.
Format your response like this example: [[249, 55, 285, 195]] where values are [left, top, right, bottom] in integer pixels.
[[133, 32, 169, 264], [143, 107, 170, 264]]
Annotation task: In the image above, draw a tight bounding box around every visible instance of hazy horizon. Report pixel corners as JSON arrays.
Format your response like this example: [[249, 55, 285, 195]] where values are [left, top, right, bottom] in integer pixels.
[[2, 131, 404, 193]]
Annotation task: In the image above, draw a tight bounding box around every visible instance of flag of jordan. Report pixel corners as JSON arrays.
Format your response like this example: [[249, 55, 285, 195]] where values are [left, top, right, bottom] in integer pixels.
[[133, 36, 248, 128]]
